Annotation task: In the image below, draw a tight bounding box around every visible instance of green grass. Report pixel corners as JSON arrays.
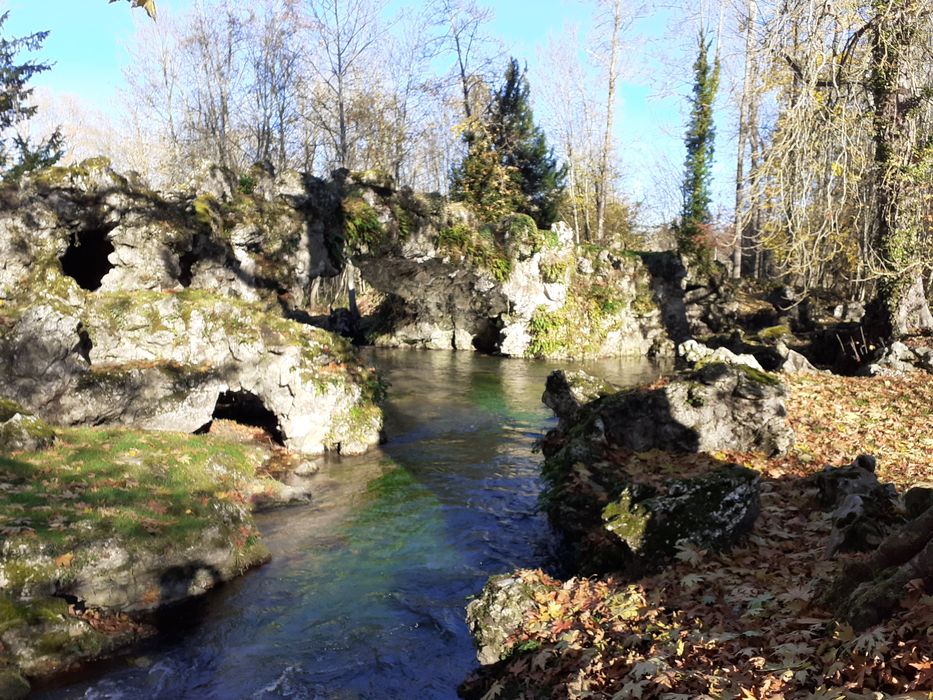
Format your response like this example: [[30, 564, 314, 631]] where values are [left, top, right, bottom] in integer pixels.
[[0, 427, 271, 554]]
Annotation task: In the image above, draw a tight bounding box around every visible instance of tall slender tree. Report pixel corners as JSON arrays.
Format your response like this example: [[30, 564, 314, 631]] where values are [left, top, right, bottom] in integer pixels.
[[678, 27, 720, 262], [452, 57, 565, 227]]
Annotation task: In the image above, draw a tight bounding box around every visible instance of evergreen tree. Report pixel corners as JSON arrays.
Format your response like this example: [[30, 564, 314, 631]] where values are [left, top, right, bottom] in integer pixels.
[[452, 58, 566, 228], [0, 12, 63, 179], [678, 29, 720, 262]]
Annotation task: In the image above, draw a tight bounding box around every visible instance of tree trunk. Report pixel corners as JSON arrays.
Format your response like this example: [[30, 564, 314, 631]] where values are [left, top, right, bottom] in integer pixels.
[[866, 0, 933, 339], [596, 1, 621, 243], [819, 505, 933, 631]]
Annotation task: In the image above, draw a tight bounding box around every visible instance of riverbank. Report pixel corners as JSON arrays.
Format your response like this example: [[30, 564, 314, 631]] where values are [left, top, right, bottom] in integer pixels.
[[0, 419, 321, 697], [462, 370, 933, 698]]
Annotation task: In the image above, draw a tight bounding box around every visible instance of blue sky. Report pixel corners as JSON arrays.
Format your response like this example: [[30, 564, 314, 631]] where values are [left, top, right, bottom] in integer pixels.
[[0, 0, 732, 223]]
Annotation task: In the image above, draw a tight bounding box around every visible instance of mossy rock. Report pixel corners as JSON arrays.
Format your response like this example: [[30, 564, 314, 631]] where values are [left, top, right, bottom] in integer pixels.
[[0, 668, 30, 699], [600, 465, 761, 570]]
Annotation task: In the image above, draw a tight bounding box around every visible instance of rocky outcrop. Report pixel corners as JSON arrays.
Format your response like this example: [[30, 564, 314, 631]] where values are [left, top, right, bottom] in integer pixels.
[[543, 363, 793, 458], [1, 159, 683, 361], [0, 293, 382, 455], [0, 159, 385, 455], [538, 364, 791, 574], [346, 189, 677, 358]]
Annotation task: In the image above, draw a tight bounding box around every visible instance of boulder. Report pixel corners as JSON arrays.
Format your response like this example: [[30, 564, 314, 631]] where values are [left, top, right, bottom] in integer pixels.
[[678, 338, 764, 372], [555, 362, 793, 457], [541, 369, 618, 428], [808, 455, 901, 556], [0, 411, 55, 453], [465, 574, 548, 665], [776, 340, 821, 374], [601, 464, 760, 569]]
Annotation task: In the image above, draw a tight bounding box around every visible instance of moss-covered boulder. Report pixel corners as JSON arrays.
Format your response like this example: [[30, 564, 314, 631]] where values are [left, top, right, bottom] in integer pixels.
[[0, 401, 55, 453], [465, 574, 550, 665]]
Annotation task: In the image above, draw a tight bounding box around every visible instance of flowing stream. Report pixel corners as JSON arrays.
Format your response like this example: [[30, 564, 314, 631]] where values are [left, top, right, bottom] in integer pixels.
[[39, 350, 661, 700]]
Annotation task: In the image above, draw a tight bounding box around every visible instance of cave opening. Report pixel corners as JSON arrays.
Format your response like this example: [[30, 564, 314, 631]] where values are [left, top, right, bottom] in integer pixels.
[[197, 390, 286, 446], [59, 227, 116, 291], [471, 317, 504, 355]]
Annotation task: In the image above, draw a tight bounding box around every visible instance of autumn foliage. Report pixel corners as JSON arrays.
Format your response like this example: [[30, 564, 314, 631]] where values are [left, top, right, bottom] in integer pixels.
[[462, 372, 933, 698]]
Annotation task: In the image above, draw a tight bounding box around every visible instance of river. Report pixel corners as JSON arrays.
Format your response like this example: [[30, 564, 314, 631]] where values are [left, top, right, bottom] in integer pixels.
[[38, 350, 661, 700]]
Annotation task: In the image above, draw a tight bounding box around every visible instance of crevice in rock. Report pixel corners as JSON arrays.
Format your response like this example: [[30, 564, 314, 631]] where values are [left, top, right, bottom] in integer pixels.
[[76, 324, 93, 363], [59, 226, 116, 291], [198, 390, 286, 446], [177, 247, 199, 288]]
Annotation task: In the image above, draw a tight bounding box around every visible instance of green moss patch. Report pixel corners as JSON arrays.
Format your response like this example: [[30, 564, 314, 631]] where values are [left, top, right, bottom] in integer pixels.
[[0, 427, 273, 562]]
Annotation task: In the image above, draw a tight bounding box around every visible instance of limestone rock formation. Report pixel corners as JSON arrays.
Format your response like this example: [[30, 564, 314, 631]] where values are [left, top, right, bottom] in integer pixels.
[[465, 574, 549, 665], [0, 293, 382, 455], [538, 364, 792, 574]]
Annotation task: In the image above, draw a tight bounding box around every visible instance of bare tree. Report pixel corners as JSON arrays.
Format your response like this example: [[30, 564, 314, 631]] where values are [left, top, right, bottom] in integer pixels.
[[305, 0, 386, 170]]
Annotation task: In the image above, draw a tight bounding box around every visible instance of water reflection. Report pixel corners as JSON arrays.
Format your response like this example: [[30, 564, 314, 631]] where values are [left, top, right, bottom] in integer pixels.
[[39, 349, 661, 700]]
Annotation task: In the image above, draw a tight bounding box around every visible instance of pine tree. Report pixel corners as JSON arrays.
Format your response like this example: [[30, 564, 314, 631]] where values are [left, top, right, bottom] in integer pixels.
[[452, 58, 566, 228], [0, 12, 63, 179], [678, 29, 720, 262]]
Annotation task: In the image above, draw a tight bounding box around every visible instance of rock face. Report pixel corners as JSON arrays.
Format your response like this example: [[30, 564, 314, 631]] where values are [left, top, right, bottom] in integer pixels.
[[0, 160, 384, 455], [0, 159, 682, 361], [348, 196, 677, 358], [539, 364, 790, 574], [0, 294, 382, 455]]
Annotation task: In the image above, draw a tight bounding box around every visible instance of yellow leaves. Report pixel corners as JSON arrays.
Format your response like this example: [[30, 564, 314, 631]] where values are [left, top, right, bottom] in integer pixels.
[[109, 0, 157, 20]]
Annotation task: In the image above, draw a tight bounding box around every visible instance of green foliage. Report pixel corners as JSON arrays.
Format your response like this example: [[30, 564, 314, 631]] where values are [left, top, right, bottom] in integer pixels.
[[539, 256, 571, 283], [237, 174, 256, 195], [437, 223, 513, 282], [678, 29, 720, 265], [451, 58, 566, 228], [342, 196, 385, 252], [0, 13, 63, 181]]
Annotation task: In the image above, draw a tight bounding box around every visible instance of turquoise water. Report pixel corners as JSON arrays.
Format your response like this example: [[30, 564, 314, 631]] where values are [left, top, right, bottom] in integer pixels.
[[39, 350, 659, 700]]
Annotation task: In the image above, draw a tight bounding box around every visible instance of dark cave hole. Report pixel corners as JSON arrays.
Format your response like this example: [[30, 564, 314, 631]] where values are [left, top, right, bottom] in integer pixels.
[[59, 227, 116, 291], [197, 390, 286, 446], [472, 317, 504, 355], [177, 248, 199, 288]]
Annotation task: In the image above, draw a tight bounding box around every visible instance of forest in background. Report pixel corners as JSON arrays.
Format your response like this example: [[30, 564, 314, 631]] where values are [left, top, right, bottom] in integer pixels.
[[3, 0, 933, 337]]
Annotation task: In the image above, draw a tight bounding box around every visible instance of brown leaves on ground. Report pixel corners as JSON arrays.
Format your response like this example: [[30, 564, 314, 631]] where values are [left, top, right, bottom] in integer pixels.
[[469, 373, 933, 699]]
